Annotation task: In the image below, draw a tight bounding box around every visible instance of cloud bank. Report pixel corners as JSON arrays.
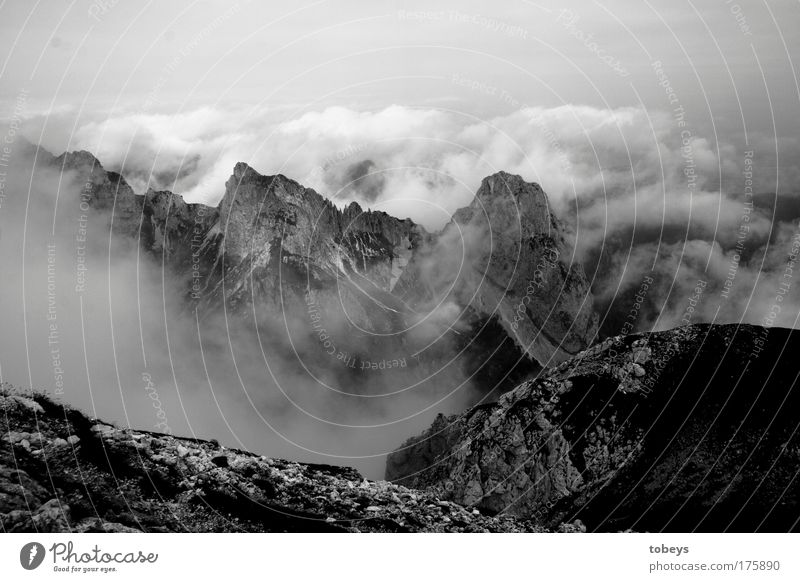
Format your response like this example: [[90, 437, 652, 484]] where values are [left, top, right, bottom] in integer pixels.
[[7, 102, 800, 477], [27, 103, 800, 334]]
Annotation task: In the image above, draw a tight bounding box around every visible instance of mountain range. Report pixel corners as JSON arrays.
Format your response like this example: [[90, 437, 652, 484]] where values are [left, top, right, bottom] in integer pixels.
[[38, 144, 599, 401], [2, 144, 798, 532]]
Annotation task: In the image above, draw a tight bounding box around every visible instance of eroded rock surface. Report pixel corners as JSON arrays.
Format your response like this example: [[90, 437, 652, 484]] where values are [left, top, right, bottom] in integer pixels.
[[0, 385, 561, 533], [394, 172, 598, 367], [387, 324, 800, 532], [55, 152, 419, 326]]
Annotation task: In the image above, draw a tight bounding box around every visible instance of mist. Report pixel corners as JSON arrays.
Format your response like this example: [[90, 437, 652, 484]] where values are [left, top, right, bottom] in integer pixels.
[[26, 103, 800, 336], [0, 146, 486, 479], [6, 98, 800, 478]]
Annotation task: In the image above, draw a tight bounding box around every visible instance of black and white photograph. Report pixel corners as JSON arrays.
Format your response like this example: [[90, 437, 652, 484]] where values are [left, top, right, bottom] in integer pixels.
[[1, 1, 799, 578]]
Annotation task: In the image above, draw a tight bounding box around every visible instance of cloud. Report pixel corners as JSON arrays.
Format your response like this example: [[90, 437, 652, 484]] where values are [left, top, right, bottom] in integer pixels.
[[4, 98, 800, 486], [24, 103, 797, 229], [19, 103, 800, 339], [0, 147, 492, 479]]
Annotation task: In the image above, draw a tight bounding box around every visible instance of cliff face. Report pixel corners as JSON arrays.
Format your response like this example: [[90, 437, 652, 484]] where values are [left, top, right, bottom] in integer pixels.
[[386, 324, 800, 532], [0, 385, 558, 533], [215, 162, 417, 294], [394, 172, 598, 367], [55, 153, 418, 329]]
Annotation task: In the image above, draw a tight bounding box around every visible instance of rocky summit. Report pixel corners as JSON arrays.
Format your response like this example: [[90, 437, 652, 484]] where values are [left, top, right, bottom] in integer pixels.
[[394, 171, 598, 367], [54, 151, 419, 329], [386, 324, 800, 532], [0, 385, 570, 533]]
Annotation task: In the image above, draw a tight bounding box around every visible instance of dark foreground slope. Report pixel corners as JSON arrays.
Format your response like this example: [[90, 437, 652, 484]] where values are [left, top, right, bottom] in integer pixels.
[[386, 324, 800, 532], [0, 385, 561, 533]]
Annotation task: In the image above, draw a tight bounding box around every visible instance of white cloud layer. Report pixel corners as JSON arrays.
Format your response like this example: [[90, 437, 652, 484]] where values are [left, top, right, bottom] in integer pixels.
[[21, 103, 800, 335]]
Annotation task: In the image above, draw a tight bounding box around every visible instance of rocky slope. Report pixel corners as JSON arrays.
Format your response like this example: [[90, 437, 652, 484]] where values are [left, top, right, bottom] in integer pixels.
[[0, 384, 568, 533], [386, 323, 800, 532]]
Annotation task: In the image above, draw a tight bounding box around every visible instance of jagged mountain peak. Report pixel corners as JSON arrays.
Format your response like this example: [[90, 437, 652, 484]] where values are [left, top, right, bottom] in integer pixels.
[[223, 162, 315, 208], [231, 160, 254, 180], [462, 171, 558, 238], [54, 149, 104, 172], [478, 171, 544, 196], [229, 161, 302, 190], [344, 200, 364, 214], [395, 172, 597, 367]]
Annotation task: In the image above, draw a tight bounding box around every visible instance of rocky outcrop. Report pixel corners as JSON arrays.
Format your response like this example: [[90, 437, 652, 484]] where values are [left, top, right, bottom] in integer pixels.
[[201, 162, 421, 331], [386, 324, 800, 532], [394, 172, 598, 367], [55, 153, 419, 321], [216, 162, 418, 289], [0, 385, 560, 533]]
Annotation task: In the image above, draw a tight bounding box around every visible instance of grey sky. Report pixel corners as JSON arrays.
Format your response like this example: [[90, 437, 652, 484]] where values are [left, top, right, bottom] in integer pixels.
[[1, 0, 799, 223], [1, 1, 797, 123]]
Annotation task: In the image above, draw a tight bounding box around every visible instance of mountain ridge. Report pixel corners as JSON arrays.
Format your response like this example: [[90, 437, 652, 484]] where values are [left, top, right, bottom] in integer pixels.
[[386, 323, 800, 532], [44, 145, 597, 385], [0, 383, 556, 533]]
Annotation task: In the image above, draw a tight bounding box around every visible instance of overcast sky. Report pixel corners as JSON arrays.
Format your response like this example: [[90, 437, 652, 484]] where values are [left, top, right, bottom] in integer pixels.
[[1, 0, 799, 222], [1, 1, 797, 129]]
